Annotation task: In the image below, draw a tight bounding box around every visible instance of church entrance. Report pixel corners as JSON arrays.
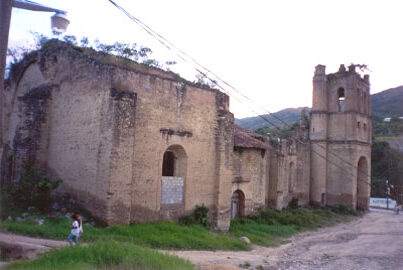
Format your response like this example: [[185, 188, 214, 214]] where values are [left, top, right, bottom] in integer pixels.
[[231, 190, 245, 219]]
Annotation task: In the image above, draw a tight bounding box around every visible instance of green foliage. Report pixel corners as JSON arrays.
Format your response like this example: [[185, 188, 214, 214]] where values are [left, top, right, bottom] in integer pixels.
[[236, 107, 310, 131], [255, 122, 300, 139], [371, 85, 403, 120], [371, 141, 403, 203], [287, 197, 299, 209], [1, 219, 248, 251], [327, 204, 358, 216], [194, 72, 217, 88], [179, 204, 212, 228], [6, 32, 178, 80], [1, 167, 62, 216], [230, 207, 356, 246], [8, 241, 196, 270], [373, 120, 403, 137]]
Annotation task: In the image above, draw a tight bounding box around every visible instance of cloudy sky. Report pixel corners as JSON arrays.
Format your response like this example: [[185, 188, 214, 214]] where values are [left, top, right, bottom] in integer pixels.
[[8, 0, 403, 118]]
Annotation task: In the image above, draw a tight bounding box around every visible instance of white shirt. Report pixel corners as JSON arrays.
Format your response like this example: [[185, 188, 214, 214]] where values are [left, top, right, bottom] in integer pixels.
[[71, 220, 80, 236]]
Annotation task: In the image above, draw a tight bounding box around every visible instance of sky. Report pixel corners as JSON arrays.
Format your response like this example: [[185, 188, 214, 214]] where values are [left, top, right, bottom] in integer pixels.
[[7, 0, 403, 118]]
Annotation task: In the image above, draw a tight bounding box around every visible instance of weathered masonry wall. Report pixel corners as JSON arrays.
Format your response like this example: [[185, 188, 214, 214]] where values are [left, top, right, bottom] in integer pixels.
[[3, 43, 139, 223], [109, 64, 233, 229], [232, 148, 268, 215], [310, 64, 371, 210], [3, 41, 235, 229]]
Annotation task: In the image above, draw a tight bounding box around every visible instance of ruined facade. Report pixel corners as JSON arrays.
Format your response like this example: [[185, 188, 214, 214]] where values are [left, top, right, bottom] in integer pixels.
[[1, 41, 371, 230], [310, 64, 371, 210]]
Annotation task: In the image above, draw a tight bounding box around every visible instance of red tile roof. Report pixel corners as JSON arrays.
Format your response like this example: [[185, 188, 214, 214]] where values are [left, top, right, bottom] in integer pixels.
[[234, 125, 269, 150]]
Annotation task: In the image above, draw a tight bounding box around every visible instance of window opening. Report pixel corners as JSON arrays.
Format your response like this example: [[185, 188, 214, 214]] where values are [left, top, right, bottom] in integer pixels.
[[162, 151, 175, 176], [338, 88, 345, 112]]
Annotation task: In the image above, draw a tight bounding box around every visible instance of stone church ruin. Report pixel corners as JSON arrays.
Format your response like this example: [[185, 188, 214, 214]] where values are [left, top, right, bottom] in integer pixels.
[[1, 40, 371, 230]]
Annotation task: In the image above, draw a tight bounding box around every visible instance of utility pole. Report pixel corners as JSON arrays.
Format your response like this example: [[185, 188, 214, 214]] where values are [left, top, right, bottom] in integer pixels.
[[386, 180, 390, 209]]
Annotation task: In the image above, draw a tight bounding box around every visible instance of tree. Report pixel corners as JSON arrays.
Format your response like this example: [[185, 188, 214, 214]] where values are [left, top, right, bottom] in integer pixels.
[[371, 141, 403, 203], [6, 33, 173, 77]]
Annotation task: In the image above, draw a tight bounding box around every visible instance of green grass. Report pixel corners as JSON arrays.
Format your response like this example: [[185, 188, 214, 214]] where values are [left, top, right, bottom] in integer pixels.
[[1, 218, 248, 251], [2, 206, 358, 269], [229, 206, 357, 246], [375, 136, 403, 140], [8, 241, 195, 270]]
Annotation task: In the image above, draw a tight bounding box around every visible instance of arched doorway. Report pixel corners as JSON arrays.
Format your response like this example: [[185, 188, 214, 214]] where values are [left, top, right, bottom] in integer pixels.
[[161, 145, 187, 206], [231, 190, 245, 219], [357, 156, 369, 210]]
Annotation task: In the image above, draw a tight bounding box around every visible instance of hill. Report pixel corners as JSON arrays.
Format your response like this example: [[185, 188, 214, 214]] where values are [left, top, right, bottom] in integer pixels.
[[371, 85, 403, 121], [234, 107, 310, 130], [236, 85, 403, 131]]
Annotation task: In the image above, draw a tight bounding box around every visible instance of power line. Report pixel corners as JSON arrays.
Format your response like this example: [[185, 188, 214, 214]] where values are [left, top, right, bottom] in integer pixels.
[[107, 0, 373, 187]]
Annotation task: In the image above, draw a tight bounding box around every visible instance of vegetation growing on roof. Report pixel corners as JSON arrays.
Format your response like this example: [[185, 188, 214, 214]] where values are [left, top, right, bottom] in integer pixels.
[[6, 33, 213, 88]]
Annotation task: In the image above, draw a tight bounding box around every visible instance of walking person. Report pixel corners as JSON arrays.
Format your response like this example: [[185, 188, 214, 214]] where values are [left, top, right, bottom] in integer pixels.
[[68, 213, 81, 246]]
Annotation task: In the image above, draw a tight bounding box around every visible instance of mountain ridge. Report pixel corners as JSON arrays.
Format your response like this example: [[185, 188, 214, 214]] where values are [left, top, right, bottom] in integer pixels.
[[236, 85, 403, 131]]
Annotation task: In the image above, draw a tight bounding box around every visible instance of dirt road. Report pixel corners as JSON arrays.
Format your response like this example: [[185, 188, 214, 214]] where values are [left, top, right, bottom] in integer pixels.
[[1, 209, 402, 269], [171, 209, 403, 270]]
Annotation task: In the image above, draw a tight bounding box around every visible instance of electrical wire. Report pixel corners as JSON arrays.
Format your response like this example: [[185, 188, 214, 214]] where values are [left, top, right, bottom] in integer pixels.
[[107, 0, 374, 188]]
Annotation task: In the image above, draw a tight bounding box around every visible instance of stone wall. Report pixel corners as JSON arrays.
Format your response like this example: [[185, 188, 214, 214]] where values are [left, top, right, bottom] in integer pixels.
[[232, 147, 268, 216], [3, 40, 234, 228], [310, 64, 371, 209]]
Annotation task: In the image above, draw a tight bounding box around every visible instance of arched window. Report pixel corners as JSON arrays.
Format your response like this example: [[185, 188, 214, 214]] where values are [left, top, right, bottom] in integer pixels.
[[162, 151, 175, 176], [161, 145, 187, 206], [161, 145, 187, 178], [338, 88, 345, 112]]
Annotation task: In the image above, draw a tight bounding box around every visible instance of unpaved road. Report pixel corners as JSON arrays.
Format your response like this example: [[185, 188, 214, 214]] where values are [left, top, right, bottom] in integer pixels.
[[171, 209, 403, 270], [1, 209, 402, 270]]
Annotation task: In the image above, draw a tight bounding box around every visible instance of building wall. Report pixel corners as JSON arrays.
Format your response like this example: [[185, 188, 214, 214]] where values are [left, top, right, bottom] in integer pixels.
[[3, 45, 139, 222], [232, 148, 268, 215], [3, 41, 234, 229], [110, 66, 233, 226], [267, 136, 311, 210]]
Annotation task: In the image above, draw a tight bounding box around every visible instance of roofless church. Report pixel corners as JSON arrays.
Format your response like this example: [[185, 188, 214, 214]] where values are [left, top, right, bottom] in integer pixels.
[[2, 41, 371, 230]]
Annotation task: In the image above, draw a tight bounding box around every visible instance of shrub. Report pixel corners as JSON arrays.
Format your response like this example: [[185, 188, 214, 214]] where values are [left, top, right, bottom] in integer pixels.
[[329, 204, 358, 215], [288, 197, 299, 209], [179, 204, 212, 228], [1, 166, 62, 216]]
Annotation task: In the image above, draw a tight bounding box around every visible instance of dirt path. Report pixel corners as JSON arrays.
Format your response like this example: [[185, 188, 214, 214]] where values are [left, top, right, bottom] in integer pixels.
[[0, 232, 67, 263], [170, 209, 403, 270], [1, 209, 402, 270]]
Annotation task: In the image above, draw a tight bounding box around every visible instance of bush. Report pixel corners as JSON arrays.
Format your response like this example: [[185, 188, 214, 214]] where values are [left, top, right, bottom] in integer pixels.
[[329, 204, 358, 215], [179, 204, 212, 228], [288, 197, 299, 209], [1, 166, 62, 216]]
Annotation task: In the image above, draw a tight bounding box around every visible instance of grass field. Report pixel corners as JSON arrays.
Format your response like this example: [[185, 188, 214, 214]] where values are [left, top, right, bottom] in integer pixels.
[[8, 241, 195, 270], [2, 206, 358, 269], [1, 219, 248, 251], [229, 206, 356, 246]]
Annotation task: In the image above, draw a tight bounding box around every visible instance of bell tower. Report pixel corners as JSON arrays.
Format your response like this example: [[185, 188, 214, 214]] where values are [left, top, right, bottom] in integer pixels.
[[310, 64, 371, 209]]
